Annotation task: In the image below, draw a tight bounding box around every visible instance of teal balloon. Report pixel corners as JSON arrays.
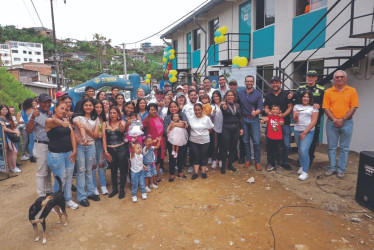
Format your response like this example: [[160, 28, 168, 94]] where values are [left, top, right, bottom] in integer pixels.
[[215, 30, 221, 37], [164, 48, 168, 52], [168, 73, 173, 78], [145, 76, 148, 79], [232, 64, 239, 68], [168, 46, 172, 50]]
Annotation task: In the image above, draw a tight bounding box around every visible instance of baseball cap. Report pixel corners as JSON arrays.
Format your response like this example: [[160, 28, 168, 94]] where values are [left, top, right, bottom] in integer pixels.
[[306, 70, 318, 76], [39, 93, 52, 102], [55, 91, 66, 98], [228, 79, 237, 85], [271, 76, 281, 82], [155, 89, 164, 94], [176, 92, 185, 98], [176, 85, 183, 90], [164, 82, 171, 87]]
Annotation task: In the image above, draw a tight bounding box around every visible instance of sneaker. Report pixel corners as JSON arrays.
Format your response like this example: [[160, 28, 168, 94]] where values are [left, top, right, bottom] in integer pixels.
[[14, 167, 22, 173], [101, 186, 108, 195], [297, 167, 303, 175], [298, 171, 309, 181], [337, 172, 345, 178], [187, 166, 194, 174], [132, 196, 138, 203], [266, 164, 274, 172], [275, 165, 282, 173], [141, 193, 147, 200], [211, 161, 217, 169], [244, 161, 251, 168], [21, 155, 29, 161], [87, 195, 100, 201], [228, 164, 237, 172], [255, 163, 262, 171], [118, 191, 125, 199], [201, 173, 208, 179], [219, 161, 222, 168], [79, 199, 90, 207], [159, 168, 164, 176], [145, 186, 152, 193], [94, 188, 99, 196], [150, 184, 158, 189], [66, 200, 79, 210], [205, 166, 209, 172], [29, 156, 36, 163], [191, 173, 198, 180], [208, 158, 212, 165], [281, 163, 292, 171], [325, 169, 334, 176]]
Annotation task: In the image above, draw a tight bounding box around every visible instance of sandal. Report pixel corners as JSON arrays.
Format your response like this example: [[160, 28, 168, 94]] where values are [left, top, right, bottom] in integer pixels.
[[178, 173, 186, 179], [168, 175, 175, 182]]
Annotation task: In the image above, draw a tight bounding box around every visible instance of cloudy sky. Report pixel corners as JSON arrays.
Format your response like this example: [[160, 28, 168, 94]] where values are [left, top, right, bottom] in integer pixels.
[[1, 0, 208, 48]]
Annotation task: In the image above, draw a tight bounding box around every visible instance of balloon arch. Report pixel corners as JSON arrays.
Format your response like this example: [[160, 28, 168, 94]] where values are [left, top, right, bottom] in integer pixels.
[[67, 73, 150, 105]]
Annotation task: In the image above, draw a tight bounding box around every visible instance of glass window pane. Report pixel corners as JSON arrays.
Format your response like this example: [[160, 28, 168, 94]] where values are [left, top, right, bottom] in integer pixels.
[[265, 0, 275, 26]]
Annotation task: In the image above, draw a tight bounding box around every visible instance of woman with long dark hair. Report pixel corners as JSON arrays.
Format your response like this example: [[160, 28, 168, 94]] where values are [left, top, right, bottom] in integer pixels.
[[96, 90, 107, 100], [73, 99, 100, 207], [102, 106, 128, 199], [210, 90, 223, 169], [115, 93, 125, 117], [135, 98, 148, 121]]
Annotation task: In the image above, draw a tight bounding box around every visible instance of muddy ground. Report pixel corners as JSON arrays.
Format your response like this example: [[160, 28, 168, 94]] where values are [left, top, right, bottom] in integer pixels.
[[1, 143, 374, 249]]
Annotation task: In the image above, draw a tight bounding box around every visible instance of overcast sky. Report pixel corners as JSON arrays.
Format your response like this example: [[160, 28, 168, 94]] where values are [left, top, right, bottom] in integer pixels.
[[1, 0, 208, 48]]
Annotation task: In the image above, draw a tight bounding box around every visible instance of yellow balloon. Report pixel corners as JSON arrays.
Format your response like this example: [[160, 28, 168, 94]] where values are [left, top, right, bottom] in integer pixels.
[[232, 56, 240, 65], [169, 54, 175, 60], [170, 76, 177, 83], [169, 49, 175, 54], [218, 35, 226, 43], [217, 28, 222, 33], [214, 37, 219, 43], [146, 74, 151, 79], [169, 70, 177, 76], [163, 57, 167, 62], [145, 79, 150, 83], [239, 57, 248, 67], [220, 26, 228, 35]]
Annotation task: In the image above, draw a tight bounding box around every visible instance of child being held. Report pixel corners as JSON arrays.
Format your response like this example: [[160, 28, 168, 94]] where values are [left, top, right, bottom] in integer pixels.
[[126, 112, 144, 144], [143, 136, 162, 192], [130, 142, 148, 203], [166, 113, 188, 158], [201, 93, 212, 116], [261, 105, 284, 172]]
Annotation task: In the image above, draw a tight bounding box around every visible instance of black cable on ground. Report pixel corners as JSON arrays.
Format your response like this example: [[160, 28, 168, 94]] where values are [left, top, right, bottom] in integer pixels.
[[315, 173, 357, 198]]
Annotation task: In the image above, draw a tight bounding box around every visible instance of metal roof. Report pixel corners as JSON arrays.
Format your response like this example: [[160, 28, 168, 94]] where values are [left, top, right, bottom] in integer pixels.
[[160, 0, 225, 39]]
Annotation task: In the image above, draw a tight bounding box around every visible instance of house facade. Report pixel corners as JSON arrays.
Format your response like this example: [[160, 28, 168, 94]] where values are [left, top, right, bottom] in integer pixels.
[[2, 41, 45, 66], [161, 0, 374, 152]]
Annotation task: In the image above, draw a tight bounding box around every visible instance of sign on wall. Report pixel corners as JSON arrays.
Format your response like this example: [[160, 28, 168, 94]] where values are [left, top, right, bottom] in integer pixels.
[[219, 66, 257, 90]]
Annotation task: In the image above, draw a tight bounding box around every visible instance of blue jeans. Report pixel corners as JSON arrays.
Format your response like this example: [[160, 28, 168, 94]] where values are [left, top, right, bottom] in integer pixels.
[[326, 119, 353, 173], [131, 169, 146, 196], [282, 125, 291, 165], [242, 117, 261, 163], [47, 151, 75, 202], [76, 144, 96, 202], [93, 139, 106, 189], [294, 130, 315, 173]]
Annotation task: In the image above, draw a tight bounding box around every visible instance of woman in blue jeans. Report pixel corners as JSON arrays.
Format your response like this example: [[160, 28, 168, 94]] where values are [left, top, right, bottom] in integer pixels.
[[73, 99, 100, 207], [46, 102, 78, 209], [293, 91, 318, 181]]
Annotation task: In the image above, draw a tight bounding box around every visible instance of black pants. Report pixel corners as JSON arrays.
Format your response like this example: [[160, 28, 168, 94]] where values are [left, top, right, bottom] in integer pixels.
[[107, 144, 129, 192], [309, 124, 320, 160], [266, 138, 282, 166], [212, 131, 221, 161], [167, 141, 187, 175], [190, 141, 210, 166], [220, 123, 240, 167]]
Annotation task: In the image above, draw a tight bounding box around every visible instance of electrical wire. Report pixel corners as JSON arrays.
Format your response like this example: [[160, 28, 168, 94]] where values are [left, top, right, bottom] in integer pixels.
[[124, 0, 210, 45], [30, 0, 44, 28], [315, 174, 356, 198], [22, 0, 37, 26]]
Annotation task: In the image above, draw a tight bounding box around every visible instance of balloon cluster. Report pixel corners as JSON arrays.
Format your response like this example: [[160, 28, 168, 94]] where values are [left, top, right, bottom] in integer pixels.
[[232, 56, 248, 68], [163, 46, 175, 63], [168, 69, 178, 83], [144, 74, 151, 83], [214, 26, 228, 44]]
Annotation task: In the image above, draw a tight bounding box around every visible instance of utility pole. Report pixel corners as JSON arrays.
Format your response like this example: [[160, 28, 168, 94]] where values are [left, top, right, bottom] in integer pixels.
[[50, 0, 60, 90], [120, 43, 127, 80]]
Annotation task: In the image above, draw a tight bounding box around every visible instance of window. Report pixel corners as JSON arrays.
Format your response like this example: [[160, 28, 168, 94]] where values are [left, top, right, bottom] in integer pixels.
[[29, 58, 32, 62], [36, 52, 41, 55], [0, 44, 9, 49], [23, 50, 27, 54], [11, 50, 18, 54], [296, 0, 327, 16], [209, 18, 219, 45], [173, 40, 178, 53], [256, 0, 275, 30], [24, 58, 27, 61], [35, 44, 41, 48], [193, 29, 201, 51], [14, 58, 20, 61], [37, 59, 41, 62], [28, 51, 32, 55]]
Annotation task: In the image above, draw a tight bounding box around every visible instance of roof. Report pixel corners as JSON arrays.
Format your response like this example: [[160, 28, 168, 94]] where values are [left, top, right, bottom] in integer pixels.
[[160, 0, 225, 39], [22, 82, 57, 89]]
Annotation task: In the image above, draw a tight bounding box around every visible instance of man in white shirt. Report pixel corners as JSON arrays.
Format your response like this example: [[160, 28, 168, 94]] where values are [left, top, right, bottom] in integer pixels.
[[203, 77, 215, 99], [183, 89, 199, 119], [218, 75, 228, 99]]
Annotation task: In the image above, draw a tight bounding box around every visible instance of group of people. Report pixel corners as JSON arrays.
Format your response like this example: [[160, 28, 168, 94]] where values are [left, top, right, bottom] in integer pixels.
[[0, 69, 358, 208]]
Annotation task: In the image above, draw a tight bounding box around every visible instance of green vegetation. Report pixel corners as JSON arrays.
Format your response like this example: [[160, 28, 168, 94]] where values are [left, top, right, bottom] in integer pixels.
[[0, 67, 35, 109]]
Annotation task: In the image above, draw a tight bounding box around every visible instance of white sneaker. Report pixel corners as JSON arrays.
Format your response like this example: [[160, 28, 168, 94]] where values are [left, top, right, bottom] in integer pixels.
[[211, 161, 217, 169], [205, 166, 209, 172], [297, 167, 303, 175], [208, 158, 212, 164], [101, 186, 108, 195], [14, 167, 22, 173], [150, 184, 158, 189], [175, 166, 178, 171], [141, 193, 147, 200], [21, 155, 29, 161], [188, 166, 194, 174], [172, 150, 176, 156], [132, 196, 138, 203], [66, 200, 78, 210], [94, 188, 99, 196], [219, 161, 222, 168], [298, 171, 309, 181], [158, 168, 164, 175], [145, 186, 152, 193]]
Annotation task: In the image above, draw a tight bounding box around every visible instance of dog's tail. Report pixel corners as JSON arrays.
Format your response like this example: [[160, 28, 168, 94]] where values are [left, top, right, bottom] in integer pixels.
[[55, 176, 63, 193]]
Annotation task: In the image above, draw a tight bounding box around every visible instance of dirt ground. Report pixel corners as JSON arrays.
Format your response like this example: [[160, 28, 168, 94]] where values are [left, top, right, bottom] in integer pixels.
[[1, 142, 374, 249]]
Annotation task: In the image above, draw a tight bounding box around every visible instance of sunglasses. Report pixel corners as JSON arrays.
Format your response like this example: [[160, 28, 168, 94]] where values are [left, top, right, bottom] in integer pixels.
[[334, 76, 345, 79]]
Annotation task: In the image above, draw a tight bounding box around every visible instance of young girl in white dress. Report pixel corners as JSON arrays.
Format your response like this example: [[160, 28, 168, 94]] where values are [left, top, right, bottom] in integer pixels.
[[167, 113, 188, 158]]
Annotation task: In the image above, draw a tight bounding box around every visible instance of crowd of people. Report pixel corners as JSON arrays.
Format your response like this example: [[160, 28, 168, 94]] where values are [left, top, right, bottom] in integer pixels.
[[0, 69, 359, 208]]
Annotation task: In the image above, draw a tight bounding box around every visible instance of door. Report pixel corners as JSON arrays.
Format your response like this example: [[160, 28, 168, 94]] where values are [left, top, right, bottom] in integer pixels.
[[186, 32, 191, 68], [239, 1, 251, 58], [173, 40, 178, 69]]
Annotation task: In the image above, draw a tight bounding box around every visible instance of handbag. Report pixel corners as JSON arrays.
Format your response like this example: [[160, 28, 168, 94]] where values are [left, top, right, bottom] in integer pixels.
[[6, 132, 20, 143]]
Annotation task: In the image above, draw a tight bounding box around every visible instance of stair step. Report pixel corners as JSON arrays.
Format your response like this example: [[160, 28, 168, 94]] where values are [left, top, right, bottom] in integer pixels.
[[323, 56, 351, 60], [336, 46, 364, 50], [349, 32, 374, 39]]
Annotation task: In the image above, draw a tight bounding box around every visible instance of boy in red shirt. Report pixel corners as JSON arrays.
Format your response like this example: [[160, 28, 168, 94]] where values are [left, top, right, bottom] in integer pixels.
[[261, 105, 284, 172]]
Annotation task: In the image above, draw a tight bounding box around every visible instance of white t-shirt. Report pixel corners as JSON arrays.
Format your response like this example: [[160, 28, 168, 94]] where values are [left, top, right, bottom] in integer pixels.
[[210, 103, 223, 133], [72, 116, 100, 145], [206, 88, 215, 99], [130, 153, 144, 173], [189, 115, 214, 144], [182, 101, 201, 120], [293, 104, 319, 131]]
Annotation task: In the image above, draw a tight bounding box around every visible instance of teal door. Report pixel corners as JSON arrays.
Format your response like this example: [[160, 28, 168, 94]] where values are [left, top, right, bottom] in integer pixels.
[[187, 32, 191, 68], [173, 40, 178, 69], [239, 1, 251, 58]]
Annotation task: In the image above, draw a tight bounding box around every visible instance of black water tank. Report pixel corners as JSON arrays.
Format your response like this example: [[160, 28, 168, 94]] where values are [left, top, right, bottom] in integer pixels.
[[355, 151, 374, 212]]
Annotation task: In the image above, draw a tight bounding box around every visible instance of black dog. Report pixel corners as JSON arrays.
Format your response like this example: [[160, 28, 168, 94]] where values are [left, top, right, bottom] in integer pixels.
[[29, 176, 68, 244]]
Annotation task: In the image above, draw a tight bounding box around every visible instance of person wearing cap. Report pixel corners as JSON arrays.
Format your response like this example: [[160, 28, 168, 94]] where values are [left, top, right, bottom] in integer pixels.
[[163, 82, 172, 92], [323, 70, 359, 178], [237, 75, 263, 171], [26, 93, 53, 197], [149, 88, 165, 117], [203, 77, 215, 99], [218, 75, 228, 99], [50, 90, 67, 113], [264, 76, 294, 171], [176, 85, 184, 94], [292, 70, 325, 166], [175, 92, 187, 111], [74, 86, 95, 114]]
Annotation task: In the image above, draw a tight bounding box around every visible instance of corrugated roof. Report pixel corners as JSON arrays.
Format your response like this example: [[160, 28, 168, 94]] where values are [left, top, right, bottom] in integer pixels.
[[160, 0, 225, 39]]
